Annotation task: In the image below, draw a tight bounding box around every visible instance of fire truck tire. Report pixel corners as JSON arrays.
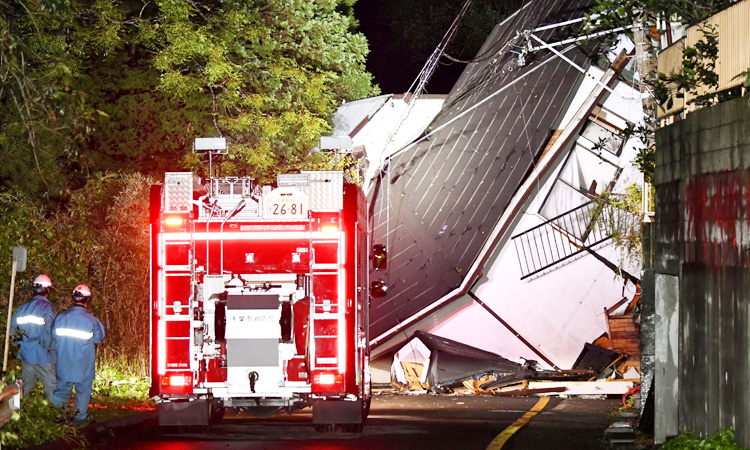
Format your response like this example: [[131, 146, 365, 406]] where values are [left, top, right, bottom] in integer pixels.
[[363, 396, 371, 419], [344, 423, 365, 433], [314, 424, 333, 433], [210, 405, 225, 423]]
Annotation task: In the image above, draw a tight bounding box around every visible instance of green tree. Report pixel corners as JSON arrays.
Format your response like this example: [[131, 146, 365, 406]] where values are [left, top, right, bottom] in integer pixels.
[[653, 24, 720, 109], [148, 0, 378, 183], [0, 0, 115, 202], [1, 0, 379, 199], [0, 173, 153, 368], [583, 0, 737, 32]]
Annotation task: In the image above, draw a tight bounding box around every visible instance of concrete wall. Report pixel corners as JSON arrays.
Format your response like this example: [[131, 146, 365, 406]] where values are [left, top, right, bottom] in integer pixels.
[[654, 97, 750, 446]]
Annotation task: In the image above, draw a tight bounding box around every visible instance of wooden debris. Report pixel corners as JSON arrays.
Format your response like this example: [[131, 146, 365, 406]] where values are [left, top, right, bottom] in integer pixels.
[[461, 374, 496, 394], [489, 386, 567, 397], [401, 362, 429, 391]]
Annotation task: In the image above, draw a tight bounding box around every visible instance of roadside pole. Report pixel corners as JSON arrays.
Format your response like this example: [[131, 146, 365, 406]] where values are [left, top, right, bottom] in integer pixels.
[[3, 247, 27, 373]]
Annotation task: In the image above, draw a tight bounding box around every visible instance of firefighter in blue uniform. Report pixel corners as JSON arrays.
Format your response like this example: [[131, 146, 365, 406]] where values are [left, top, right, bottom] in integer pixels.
[[52, 284, 105, 425], [10, 274, 57, 400]]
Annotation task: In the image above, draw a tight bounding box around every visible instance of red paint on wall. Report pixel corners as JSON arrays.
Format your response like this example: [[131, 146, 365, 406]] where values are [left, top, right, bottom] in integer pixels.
[[684, 172, 750, 268]]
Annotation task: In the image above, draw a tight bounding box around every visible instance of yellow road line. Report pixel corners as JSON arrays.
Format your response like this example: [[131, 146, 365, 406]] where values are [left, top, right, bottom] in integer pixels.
[[485, 396, 550, 450]]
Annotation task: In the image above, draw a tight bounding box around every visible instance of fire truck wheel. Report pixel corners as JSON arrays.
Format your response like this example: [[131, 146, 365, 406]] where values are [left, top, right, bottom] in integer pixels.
[[363, 396, 371, 419], [314, 424, 334, 433], [210, 405, 225, 423], [313, 422, 365, 433], [339, 423, 364, 433]]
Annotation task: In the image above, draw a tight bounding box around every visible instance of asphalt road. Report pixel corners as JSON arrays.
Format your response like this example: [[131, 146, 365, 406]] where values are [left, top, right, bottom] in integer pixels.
[[91, 394, 619, 450]]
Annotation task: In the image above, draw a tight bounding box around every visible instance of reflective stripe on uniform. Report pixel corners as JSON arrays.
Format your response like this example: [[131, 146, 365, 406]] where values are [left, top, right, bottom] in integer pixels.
[[17, 315, 46, 325], [55, 328, 94, 340]]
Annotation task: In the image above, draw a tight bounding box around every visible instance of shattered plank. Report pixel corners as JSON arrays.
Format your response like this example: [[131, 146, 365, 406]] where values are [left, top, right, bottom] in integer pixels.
[[525, 380, 635, 396], [489, 386, 567, 396]]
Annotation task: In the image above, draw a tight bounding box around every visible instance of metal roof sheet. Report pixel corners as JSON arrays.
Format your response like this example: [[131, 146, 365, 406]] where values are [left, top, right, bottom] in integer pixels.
[[368, 0, 599, 342]]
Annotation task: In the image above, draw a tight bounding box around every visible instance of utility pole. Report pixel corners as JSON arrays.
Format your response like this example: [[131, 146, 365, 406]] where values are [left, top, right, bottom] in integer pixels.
[[633, 15, 658, 121], [633, 9, 659, 442]]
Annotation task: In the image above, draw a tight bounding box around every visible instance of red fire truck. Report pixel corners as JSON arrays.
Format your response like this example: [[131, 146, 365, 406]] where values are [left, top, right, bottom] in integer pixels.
[[149, 171, 371, 430]]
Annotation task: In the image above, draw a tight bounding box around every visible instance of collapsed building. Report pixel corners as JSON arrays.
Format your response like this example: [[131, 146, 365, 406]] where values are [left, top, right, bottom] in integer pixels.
[[331, 0, 649, 395]]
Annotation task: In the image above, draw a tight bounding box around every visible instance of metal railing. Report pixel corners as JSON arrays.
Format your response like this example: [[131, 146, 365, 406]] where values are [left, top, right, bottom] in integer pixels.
[[511, 201, 635, 279]]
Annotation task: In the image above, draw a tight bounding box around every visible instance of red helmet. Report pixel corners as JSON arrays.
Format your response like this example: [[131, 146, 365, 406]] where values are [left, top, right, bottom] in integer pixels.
[[72, 284, 92, 302], [33, 274, 52, 294]]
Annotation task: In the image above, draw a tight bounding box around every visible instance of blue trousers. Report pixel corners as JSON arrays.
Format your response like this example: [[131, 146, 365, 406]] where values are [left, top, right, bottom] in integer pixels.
[[53, 378, 94, 423], [21, 360, 56, 401]]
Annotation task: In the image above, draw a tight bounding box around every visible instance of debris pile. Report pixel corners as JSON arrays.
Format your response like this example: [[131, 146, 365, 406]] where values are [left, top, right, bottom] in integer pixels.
[[390, 330, 639, 397]]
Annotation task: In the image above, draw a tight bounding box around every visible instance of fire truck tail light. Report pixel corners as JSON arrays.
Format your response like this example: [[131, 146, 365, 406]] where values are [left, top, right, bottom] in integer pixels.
[[162, 374, 188, 386], [314, 372, 342, 386], [164, 216, 185, 227]]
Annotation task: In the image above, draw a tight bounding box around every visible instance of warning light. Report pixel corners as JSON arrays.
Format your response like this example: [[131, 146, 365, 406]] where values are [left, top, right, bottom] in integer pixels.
[[317, 373, 336, 385], [162, 375, 188, 386], [315, 371, 343, 385], [370, 280, 388, 298], [164, 216, 185, 227], [321, 225, 338, 233], [372, 244, 387, 270]]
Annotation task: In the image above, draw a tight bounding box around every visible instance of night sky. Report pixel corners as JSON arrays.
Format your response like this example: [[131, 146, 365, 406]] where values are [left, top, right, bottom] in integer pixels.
[[353, 0, 469, 94]]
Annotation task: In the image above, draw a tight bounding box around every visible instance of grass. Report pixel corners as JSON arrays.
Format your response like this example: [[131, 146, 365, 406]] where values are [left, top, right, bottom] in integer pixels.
[[662, 429, 747, 450], [1, 359, 154, 449]]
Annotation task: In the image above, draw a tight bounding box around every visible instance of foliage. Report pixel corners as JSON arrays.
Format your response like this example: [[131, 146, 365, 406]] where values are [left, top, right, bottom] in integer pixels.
[[608, 404, 630, 420], [653, 25, 720, 109], [1, 0, 379, 198], [739, 69, 750, 91], [583, 0, 738, 34], [89, 358, 154, 424], [591, 119, 655, 184], [0, 172, 159, 449], [593, 183, 645, 265], [0, 358, 151, 449], [580, 0, 644, 47], [0, 369, 85, 449], [583, 0, 723, 111], [92, 356, 150, 401], [139, 0, 379, 184], [0, 173, 153, 370], [634, 145, 656, 185], [733, 67, 750, 106], [661, 429, 747, 450], [0, 0, 111, 202], [300, 151, 365, 186]]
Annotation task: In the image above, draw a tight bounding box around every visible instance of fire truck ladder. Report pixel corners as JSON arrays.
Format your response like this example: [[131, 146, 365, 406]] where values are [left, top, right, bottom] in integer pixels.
[[511, 201, 633, 280], [310, 232, 344, 371]]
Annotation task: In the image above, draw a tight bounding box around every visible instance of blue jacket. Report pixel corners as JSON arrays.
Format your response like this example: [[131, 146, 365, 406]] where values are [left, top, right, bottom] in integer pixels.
[[11, 295, 56, 365], [52, 305, 105, 382]]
